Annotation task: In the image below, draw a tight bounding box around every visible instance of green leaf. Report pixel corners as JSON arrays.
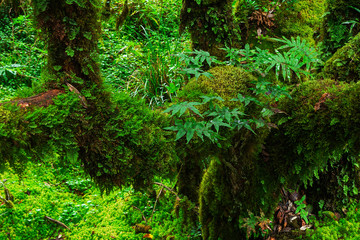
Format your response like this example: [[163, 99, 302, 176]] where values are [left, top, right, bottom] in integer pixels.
[[175, 128, 186, 141], [53, 65, 62, 71], [186, 128, 195, 143]]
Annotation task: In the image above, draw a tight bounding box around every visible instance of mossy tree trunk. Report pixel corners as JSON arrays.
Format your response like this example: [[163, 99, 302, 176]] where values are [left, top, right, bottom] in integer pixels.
[[0, 0, 175, 194], [199, 129, 270, 239], [32, 0, 103, 93], [179, 0, 240, 60]]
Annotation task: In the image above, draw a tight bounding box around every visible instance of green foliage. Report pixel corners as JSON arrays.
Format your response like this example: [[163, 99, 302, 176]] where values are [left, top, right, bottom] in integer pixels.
[[322, 32, 360, 82], [234, 0, 326, 48], [0, 13, 44, 90], [322, 0, 360, 58], [223, 36, 322, 82], [307, 201, 360, 240], [125, 28, 186, 106], [177, 50, 220, 79], [239, 210, 272, 239], [295, 195, 309, 224], [114, 0, 181, 38]]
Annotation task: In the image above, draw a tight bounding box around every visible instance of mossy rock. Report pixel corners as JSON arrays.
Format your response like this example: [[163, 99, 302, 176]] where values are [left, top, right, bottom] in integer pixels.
[[322, 32, 360, 82]]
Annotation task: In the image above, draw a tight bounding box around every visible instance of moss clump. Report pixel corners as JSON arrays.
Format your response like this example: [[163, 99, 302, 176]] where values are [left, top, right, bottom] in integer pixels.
[[322, 0, 360, 55], [179, 0, 241, 60], [275, 0, 327, 45], [178, 65, 256, 103], [322, 32, 360, 82]]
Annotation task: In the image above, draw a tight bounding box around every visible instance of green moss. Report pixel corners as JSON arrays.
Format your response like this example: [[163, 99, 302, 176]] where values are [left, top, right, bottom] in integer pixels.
[[234, 0, 326, 49], [266, 79, 360, 208], [199, 156, 237, 239], [322, 0, 360, 55], [179, 0, 241, 59], [179, 65, 256, 103], [322, 32, 360, 82]]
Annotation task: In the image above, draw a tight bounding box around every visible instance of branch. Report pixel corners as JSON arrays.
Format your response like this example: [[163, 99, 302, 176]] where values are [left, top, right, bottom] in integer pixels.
[[44, 216, 70, 230], [132, 205, 147, 223], [153, 182, 181, 200]]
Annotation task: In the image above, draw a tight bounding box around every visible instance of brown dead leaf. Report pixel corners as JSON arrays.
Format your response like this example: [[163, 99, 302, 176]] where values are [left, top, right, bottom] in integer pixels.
[[314, 93, 331, 111], [143, 233, 153, 239]]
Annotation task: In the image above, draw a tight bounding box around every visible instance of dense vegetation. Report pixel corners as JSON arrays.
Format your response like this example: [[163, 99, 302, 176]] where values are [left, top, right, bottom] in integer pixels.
[[1, 0, 360, 239]]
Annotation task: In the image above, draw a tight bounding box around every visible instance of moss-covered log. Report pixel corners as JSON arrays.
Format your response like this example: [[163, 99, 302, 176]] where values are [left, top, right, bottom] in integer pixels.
[[179, 0, 240, 59], [322, 32, 360, 82]]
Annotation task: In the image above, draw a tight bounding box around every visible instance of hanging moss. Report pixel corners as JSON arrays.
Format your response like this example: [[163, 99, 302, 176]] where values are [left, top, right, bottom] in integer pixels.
[[199, 156, 237, 239], [322, 32, 360, 82], [322, 0, 360, 56], [179, 0, 241, 60], [234, 0, 326, 48]]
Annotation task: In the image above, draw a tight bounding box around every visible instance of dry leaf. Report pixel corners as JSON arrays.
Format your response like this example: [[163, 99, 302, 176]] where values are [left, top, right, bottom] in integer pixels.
[[143, 233, 153, 239]]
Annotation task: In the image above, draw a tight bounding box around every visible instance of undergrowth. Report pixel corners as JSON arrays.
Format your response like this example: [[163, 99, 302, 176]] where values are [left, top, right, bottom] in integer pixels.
[[0, 158, 200, 240]]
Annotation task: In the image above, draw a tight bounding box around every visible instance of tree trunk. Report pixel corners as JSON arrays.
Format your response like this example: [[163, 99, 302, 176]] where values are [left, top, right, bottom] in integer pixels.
[[179, 0, 240, 60], [0, 0, 176, 194]]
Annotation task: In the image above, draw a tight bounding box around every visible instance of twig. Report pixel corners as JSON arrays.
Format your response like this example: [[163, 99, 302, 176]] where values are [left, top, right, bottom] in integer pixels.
[[153, 182, 181, 200], [132, 205, 147, 223], [44, 216, 70, 231], [149, 186, 164, 225]]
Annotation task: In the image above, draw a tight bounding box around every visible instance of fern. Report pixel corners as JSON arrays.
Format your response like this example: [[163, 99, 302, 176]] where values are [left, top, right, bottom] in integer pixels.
[[222, 36, 322, 81], [272, 36, 322, 73]]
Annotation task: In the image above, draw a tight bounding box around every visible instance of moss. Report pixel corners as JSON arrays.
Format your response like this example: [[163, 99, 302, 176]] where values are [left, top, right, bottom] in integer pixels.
[[275, 0, 327, 45], [266, 79, 360, 209], [199, 156, 237, 239], [175, 66, 274, 238], [322, 32, 360, 82], [179, 0, 241, 60], [322, 0, 360, 55], [234, 0, 327, 49], [179, 65, 256, 103]]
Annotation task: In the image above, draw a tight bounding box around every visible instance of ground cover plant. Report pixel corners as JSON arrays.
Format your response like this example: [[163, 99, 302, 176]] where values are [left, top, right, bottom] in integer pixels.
[[1, 0, 360, 239]]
